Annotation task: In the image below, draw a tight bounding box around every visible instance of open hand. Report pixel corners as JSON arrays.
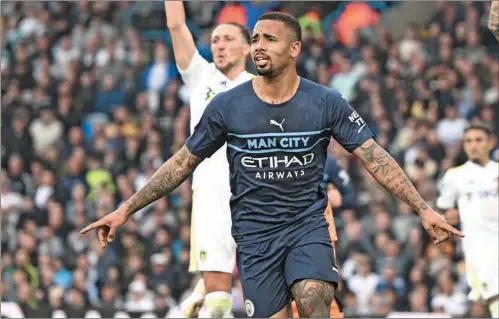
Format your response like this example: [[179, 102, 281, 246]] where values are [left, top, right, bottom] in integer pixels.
[[420, 209, 464, 245], [80, 208, 130, 248]]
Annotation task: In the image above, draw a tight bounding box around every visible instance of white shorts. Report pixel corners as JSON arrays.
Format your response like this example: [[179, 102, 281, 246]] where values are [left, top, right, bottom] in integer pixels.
[[466, 257, 499, 301], [189, 187, 236, 274]]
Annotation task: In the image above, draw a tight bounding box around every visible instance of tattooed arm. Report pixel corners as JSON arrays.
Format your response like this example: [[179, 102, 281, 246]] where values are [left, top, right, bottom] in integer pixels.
[[123, 145, 201, 216], [354, 139, 429, 214], [353, 139, 429, 213], [80, 145, 202, 247], [81, 88, 229, 248], [489, 1, 499, 41], [353, 139, 464, 244]]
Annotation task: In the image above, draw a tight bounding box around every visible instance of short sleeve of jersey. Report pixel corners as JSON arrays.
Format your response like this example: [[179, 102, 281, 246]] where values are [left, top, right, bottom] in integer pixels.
[[185, 95, 227, 159], [177, 50, 210, 89], [436, 170, 458, 209], [328, 94, 374, 153]]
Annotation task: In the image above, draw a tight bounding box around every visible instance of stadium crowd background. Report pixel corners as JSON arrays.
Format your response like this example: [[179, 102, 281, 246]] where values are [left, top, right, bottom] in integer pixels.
[[1, 1, 498, 318]]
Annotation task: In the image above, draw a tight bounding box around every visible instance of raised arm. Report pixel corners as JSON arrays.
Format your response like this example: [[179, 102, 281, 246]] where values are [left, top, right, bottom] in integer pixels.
[[80, 145, 201, 247], [353, 139, 464, 244], [165, 1, 197, 70], [489, 1, 499, 41]]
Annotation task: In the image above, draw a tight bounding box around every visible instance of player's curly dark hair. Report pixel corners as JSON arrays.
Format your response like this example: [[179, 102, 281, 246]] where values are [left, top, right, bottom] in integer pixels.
[[257, 11, 302, 42]]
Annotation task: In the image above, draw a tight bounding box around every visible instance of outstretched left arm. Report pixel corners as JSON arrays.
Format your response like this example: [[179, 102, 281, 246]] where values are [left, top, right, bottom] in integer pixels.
[[489, 1, 499, 41], [353, 139, 429, 213], [326, 93, 463, 243], [352, 139, 464, 244]]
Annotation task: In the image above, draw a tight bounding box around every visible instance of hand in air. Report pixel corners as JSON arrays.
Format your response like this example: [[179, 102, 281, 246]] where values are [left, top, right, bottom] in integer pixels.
[[420, 209, 465, 245], [80, 208, 130, 248]]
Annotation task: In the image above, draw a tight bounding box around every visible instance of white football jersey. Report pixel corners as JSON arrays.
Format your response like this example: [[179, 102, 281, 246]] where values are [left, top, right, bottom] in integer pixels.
[[179, 50, 254, 189], [437, 160, 499, 261]]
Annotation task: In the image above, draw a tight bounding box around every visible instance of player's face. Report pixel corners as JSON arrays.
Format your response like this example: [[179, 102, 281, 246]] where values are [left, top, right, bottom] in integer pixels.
[[463, 129, 494, 163], [211, 24, 250, 74], [250, 20, 301, 77]]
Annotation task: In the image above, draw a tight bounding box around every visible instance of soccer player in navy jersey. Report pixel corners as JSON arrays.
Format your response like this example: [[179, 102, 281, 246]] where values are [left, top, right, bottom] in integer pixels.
[[81, 12, 464, 318]]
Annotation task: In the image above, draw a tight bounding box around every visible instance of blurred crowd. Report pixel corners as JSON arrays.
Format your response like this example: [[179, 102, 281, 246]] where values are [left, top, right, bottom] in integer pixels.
[[1, 1, 498, 318]]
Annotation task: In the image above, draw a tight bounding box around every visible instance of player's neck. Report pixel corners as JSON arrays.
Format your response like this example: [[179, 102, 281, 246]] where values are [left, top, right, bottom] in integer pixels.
[[256, 69, 299, 104], [222, 63, 246, 81], [471, 158, 490, 167]]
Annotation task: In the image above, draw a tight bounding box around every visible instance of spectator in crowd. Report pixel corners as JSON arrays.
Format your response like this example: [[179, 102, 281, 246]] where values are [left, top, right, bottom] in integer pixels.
[[29, 107, 64, 155], [345, 254, 380, 315], [125, 279, 155, 314], [431, 271, 468, 317], [141, 42, 178, 93]]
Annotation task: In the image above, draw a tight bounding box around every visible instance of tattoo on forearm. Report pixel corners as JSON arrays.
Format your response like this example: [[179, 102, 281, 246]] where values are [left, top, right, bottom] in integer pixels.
[[291, 279, 334, 318], [489, 1, 499, 41], [357, 140, 429, 213], [125, 145, 201, 215]]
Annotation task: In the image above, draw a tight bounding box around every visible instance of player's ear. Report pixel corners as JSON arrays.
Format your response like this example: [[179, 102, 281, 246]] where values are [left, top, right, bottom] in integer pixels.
[[243, 43, 250, 57], [488, 134, 497, 150], [290, 41, 301, 58]]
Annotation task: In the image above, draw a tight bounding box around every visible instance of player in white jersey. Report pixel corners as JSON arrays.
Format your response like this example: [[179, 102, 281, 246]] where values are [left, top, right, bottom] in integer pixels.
[[164, 1, 253, 317], [437, 124, 499, 318]]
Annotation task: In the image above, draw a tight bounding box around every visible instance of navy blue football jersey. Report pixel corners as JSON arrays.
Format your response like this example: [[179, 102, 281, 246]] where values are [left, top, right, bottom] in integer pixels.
[[186, 78, 373, 243]]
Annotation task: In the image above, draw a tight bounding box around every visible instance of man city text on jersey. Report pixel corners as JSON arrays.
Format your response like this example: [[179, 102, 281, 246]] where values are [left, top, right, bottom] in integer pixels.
[[229, 128, 331, 180]]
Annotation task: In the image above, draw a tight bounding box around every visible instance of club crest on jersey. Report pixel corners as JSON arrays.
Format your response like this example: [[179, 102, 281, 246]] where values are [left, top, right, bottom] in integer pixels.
[[199, 250, 207, 262], [205, 87, 217, 102], [245, 299, 255, 317]]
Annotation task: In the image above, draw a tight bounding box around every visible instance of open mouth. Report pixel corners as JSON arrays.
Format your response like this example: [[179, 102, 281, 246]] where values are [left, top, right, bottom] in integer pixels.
[[254, 55, 269, 67]]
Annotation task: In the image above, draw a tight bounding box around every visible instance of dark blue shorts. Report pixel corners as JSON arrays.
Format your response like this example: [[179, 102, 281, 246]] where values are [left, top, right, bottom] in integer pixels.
[[236, 224, 339, 318]]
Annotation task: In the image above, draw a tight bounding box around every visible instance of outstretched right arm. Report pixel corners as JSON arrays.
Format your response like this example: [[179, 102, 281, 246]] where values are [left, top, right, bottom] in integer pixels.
[[80, 95, 228, 247], [125, 92, 229, 214], [165, 1, 197, 70], [80, 145, 201, 247], [124, 145, 200, 215]]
